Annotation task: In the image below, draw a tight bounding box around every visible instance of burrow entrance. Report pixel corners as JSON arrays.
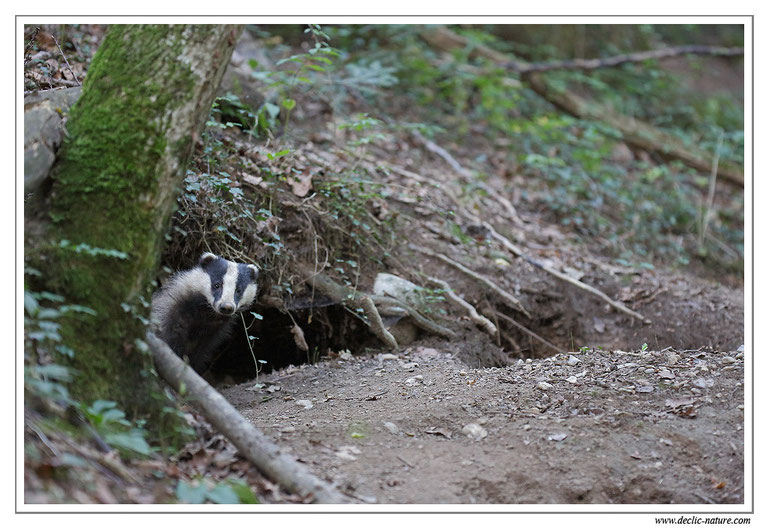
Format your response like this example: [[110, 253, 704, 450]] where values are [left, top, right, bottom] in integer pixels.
[[209, 302, 377, 382]]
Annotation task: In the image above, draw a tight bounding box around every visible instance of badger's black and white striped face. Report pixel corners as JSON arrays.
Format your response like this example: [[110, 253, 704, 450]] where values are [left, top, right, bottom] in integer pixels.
[[199, 252, 259, 316]]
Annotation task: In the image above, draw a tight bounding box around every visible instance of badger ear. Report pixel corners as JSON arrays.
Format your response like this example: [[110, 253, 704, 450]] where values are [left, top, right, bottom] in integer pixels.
[[199, 252, 218, 267], [247, 264, 259, 281]]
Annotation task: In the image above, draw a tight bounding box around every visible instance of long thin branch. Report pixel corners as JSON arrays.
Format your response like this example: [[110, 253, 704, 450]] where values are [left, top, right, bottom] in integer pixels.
[[506, 45, 744, 74], [147, 332, 351, 504], [410, 130, 524, 227]]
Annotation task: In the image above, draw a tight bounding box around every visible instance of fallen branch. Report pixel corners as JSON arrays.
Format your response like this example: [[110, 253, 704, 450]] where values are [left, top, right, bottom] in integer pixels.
[[147, 332, 351, 504], [414, 245, 530, 318], [419, 26, 744, 187], [523, 73, 743, 186], [426, 276, 497, 337], [505, 45, 744, 74]]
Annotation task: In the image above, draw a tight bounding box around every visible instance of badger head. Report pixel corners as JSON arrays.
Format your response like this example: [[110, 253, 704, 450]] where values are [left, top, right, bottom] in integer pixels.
[[199, 252, 259, 316]]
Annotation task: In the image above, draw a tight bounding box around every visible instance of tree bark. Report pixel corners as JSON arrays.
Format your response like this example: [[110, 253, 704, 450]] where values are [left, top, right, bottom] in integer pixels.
[[30, 25, 242, 437]]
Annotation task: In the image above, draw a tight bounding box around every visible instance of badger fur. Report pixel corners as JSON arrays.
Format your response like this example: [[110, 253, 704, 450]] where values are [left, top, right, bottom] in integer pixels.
[[151, 252, 259, 374]]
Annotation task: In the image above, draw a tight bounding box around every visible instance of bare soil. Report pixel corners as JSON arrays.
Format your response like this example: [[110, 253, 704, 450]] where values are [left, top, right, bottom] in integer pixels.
[[218, 334, 744, 505]]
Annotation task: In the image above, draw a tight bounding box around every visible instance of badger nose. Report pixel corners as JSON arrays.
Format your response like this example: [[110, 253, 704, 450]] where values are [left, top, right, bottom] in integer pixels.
[[219, 303, 235, 315]]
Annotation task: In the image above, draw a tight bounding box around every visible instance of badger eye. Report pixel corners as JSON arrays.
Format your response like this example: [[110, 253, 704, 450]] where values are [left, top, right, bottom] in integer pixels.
[[213, 282, 222, 289], [236, 287, 242, 294]]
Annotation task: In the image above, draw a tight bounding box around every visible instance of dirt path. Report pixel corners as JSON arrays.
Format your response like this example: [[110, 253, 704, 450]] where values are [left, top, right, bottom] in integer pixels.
[[221, 343, 744, 504]]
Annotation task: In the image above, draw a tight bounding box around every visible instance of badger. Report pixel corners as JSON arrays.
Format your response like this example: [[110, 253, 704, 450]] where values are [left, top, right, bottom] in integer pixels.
[[150, 252, 259, 374]]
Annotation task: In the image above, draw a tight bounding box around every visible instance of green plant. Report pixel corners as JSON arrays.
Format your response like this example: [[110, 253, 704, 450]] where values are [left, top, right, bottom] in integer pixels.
[[176, 477, 259, 504]]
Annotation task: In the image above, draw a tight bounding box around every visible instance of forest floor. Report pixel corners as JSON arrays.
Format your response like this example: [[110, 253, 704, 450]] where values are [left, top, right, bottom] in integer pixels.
[[23, 26, 746, 506], [211, 31, 745, 505], [222, 342, 744, 504]]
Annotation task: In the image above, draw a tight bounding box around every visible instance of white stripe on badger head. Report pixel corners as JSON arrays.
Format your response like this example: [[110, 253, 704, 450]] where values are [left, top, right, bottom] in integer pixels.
[[237, 282, 258, 310], [176, 268, 215, 306], [215, 261, 239, 312]]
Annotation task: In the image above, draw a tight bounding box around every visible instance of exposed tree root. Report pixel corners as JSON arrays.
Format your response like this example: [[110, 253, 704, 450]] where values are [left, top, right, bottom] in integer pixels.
[[482, 222, 652, 325], [147, 332, 351, 504], [487, 309, 561, 355], [372, 295, 457, 339], [426, 276, 498, 337], [410, 130, 525, 227], [301, 267, 399, 350], [414, 245, 530, 318]]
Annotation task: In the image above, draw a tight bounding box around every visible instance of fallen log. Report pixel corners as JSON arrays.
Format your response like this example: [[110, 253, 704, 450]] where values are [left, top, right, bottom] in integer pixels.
[[419, 26, 744, 187], [147, 331, 351, 504]]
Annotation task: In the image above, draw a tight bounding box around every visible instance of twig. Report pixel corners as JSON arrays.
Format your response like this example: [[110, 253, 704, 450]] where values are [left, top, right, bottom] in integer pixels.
[[51, 33, 81, 86], [147, 332, 351, 504], [24, 70, 80, 88], [698, 130, 723, 250], [426, 275, 497, 337], [414, 245, 530, 318]]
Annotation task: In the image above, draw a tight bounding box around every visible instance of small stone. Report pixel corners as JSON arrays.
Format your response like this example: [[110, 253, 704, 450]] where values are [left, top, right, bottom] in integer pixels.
[[380, 353, 399, 361], [665, 353, 681, 364], [296, 400, 313, 409], [461, 423, 488, 441], [721, 356, 738, 364], [383, 422, 400, 435], [567, 355, 581, 365], [537, 381, 553, 391], [547, 433, 568, 442], [566, 376, 578, 384], [693, 378, 715, 388], [658, 369, 675, 380]]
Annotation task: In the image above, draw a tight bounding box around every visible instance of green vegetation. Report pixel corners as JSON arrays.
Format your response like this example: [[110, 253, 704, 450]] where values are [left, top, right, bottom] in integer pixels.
[[321, 24, 744, 273]]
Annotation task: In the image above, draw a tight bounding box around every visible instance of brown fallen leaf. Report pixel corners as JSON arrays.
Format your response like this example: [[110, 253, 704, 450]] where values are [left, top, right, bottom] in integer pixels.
[[291, 324, 309, 352], [425, 427, 452, 439]]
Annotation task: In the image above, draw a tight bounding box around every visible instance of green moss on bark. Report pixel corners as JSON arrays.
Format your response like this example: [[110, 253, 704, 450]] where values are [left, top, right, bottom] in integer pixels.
[[35, 24, 241, 445]]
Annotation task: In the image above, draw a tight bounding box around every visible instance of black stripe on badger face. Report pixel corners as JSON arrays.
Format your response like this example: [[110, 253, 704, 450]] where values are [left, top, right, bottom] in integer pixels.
[[199, 253, 258, 316]]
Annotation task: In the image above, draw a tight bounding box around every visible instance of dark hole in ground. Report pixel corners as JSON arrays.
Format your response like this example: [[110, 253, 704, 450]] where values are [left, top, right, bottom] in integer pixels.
[[209, 303, 375, 382]]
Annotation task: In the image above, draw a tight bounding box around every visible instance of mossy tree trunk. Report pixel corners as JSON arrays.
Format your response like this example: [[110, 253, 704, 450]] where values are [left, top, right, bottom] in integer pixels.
[[33, 25, 242, 442]]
